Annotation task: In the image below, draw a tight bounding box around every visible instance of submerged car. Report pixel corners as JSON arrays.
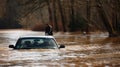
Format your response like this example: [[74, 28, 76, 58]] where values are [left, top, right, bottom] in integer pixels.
[[9, 36, 65, 49]]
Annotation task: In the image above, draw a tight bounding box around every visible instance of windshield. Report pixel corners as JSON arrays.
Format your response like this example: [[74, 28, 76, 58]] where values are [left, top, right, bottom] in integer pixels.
[[14, 38, 58, 49]]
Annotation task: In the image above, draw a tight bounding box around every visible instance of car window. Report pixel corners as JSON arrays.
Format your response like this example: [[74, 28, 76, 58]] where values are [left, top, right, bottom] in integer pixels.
[[15, 38, 58, 49]]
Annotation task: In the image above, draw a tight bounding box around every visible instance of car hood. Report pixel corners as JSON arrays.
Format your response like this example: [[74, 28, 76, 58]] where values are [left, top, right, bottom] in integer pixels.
[[8, 49, 63, 61]]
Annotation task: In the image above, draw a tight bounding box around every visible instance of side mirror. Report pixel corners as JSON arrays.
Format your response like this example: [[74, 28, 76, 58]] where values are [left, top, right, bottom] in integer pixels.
[[59, 45, 65, 48], [9, 45, 15, 48]]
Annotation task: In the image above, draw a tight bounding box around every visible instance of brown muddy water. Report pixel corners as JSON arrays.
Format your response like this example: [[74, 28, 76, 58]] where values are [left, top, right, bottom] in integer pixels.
[[0, 29, 120, 67]]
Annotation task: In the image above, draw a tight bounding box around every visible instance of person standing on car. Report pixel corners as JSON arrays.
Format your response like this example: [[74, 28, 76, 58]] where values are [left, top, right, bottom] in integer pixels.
[[45, 24, 53, 35]]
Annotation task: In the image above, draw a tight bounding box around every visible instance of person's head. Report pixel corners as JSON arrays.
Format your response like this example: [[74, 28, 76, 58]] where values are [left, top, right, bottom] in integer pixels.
[[34, 39, 39, 43], [24, 41, 31, 45]]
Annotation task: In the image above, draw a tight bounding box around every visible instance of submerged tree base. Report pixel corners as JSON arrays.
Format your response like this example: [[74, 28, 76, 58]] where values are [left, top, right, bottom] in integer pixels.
[[109, 33, 120, 37]]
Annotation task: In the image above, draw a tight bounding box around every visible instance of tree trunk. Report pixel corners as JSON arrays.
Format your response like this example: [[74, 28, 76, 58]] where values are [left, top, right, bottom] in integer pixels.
[[112, 0, 120, 36], [69, 0, 75, 31], [86, 0, 91, 34], [70, 0, 75, 23], [52, 0, 59, 31], [46, 0, 53, 25], [57, 0, 66, 32], [95, 0, 119, 37]]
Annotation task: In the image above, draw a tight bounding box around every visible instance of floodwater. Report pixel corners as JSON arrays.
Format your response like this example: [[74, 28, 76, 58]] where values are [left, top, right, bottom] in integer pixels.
[[0, 29, 120, 67]]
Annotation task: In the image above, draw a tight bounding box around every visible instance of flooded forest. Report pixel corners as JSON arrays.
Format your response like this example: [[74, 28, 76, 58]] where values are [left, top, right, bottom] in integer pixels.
[[0, 0, 120, 67]]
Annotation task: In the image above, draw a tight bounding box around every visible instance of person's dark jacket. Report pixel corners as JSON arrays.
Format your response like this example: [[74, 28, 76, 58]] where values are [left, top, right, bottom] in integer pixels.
[[45, 25, 53, 35]]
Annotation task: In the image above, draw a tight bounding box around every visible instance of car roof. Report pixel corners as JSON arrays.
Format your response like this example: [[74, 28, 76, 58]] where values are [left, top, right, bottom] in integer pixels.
[[19, 36, 54, 39]]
